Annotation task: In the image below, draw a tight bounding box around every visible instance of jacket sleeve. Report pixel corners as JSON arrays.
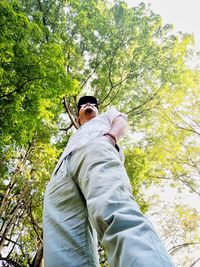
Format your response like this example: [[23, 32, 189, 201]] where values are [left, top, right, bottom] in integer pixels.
[[105, 107, 128, 124]]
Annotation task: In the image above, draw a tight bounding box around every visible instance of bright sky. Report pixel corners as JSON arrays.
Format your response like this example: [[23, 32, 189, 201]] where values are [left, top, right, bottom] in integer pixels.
[[126, 0, 200, 51]]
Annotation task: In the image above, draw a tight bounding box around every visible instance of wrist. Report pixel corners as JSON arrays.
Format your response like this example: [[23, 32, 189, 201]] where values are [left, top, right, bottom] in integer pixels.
[[103, 133, 116, 145]]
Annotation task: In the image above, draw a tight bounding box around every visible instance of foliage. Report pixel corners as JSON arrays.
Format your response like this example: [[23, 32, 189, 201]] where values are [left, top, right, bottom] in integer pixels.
[[147, 200, 200, 267], [124, 147, 151, 213], [0, 0, 72, 265], [0, 0, 200, 266]]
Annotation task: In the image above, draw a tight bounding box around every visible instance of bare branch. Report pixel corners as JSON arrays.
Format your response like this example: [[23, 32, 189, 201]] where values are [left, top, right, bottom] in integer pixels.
[[28, 205, 43, 243], [37, 0, 48, 43], [7, 234, 21, 258], [176, 176, 200, 197], [189, 257, 200, 267], [127, 88, 161, 114], [31, 242, 43, 267], [0, 236, 21, 247], [169, 242, 200, 254], [63, 96, 79, 129], [0, 78, 42, 99], [59, 123, 73, 133], [80, 57, 105, 90]]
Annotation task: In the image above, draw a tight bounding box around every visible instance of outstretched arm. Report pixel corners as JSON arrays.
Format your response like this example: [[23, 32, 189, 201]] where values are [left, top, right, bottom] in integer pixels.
[[107, 115, 128, 144]]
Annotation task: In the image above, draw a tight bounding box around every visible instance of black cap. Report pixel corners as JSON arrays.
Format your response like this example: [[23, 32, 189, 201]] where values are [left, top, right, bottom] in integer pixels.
[[77, 96, 98, 112]]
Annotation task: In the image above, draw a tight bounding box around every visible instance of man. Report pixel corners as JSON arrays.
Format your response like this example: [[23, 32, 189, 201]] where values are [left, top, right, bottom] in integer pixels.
[[43, 96, 174, 267]]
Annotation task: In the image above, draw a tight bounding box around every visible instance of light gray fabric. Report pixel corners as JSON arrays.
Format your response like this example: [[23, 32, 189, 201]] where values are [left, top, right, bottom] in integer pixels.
[[43, 136, 175, 267], [53, 107, 125, 174]]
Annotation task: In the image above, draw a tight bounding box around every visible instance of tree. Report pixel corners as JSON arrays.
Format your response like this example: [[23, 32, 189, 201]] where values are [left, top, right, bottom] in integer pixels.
[[0, 1, 73, 265], [146, 200, 200, 267], [1, 0, 199, 266]]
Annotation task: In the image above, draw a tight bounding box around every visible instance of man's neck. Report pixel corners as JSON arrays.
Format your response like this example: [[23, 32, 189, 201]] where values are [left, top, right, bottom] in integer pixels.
[[80, 115, 97, 126]]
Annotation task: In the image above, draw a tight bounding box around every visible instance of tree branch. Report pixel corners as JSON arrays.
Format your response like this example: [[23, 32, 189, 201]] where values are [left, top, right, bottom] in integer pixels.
[[190, 257, 200, 267], [0, 78, 42, 99], [62, 96, 79, 129], [28, 205, 43, 243], [31, 242, 43, 267], [127, 88, 161, 114], [169, 242, 199, 254]]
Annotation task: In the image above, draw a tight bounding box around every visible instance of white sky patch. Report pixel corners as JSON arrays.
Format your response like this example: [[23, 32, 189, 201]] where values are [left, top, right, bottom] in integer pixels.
[[146, 182, 200, 212], [126, 0, 200, 68], [126, 0, 200, 51]]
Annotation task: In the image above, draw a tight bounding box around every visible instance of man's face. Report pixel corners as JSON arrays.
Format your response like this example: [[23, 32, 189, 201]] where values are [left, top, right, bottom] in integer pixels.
[[78, 102, 98, 125]]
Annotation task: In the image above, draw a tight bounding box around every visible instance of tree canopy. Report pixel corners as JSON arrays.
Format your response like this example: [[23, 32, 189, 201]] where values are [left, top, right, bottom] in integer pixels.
[[0, 0, 200, 266]]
